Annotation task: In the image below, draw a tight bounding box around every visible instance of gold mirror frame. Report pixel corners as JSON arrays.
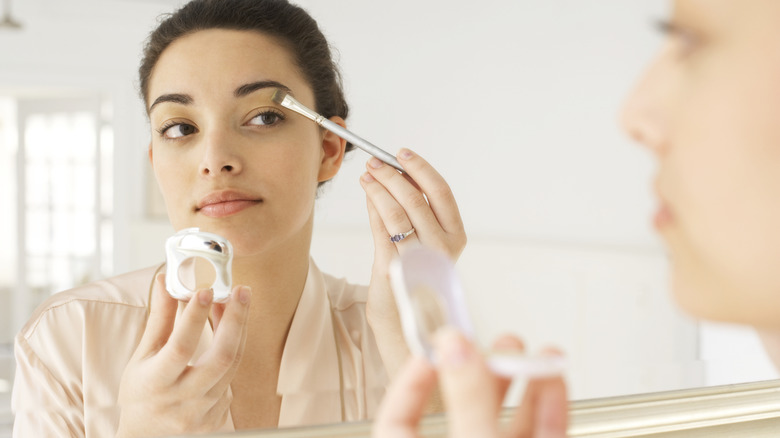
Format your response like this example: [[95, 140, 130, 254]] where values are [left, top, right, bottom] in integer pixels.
[[193, 379, 780, 438]]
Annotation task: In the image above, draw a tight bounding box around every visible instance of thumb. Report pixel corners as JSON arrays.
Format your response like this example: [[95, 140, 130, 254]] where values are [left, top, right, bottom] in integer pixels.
[[434, 327, 502, 438], [533, 375, 568, 438]]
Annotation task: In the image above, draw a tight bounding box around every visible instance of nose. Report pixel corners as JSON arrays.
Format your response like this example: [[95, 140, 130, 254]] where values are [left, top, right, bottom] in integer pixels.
[[619, 55, 671, 155], [198, 128, 243, 176]]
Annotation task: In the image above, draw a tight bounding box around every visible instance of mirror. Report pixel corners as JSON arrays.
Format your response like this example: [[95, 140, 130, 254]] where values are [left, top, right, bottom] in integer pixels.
[[1, 0, 778, 435]]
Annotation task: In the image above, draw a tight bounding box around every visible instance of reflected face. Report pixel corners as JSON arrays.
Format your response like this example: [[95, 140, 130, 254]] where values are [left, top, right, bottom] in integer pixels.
[[621, 0, 780, 328], [147, 29, 342, 256]]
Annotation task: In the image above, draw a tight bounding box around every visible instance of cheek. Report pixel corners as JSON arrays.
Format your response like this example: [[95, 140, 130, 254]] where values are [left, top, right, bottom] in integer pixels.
[[151, 148, 192, 221], [267, 134, 323, 184], [667, 67, 780, 324]]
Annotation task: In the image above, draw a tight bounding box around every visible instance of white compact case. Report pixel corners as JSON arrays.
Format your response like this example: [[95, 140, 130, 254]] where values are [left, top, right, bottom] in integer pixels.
[[165, 227, 234, 303], [390, 245, 566, 378]]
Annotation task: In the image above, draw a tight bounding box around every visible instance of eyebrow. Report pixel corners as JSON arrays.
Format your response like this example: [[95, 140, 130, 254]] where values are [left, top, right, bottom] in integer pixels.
[[148, 93, 192, 113], [234, 80, 291, 98], [148, 80, 293, 113]]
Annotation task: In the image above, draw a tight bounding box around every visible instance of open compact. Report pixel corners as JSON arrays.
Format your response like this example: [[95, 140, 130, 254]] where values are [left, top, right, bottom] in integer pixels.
[[164, 227, 234, 303], [390, 245, 565, 378]]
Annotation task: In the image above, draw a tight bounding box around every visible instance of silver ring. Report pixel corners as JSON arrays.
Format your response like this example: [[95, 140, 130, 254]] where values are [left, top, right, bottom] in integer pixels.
[[390, 227, 415, 243]]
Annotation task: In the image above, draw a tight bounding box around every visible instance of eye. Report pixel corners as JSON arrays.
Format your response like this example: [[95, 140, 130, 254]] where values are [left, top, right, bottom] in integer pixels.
[[247, 109, 285, 127], [159, 122, 198, 139], [656, 19, 701, 58]]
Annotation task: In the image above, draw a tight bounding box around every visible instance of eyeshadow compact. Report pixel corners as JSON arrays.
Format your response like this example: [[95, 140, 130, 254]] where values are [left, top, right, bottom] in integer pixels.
[[164, 227, 234, 303], [389, 245, 565, 378]]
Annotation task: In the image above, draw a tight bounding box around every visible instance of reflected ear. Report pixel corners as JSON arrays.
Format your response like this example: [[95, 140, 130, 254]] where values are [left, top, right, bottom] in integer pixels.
[[147, 143, 153, 166], [318, 116, 347, 183]]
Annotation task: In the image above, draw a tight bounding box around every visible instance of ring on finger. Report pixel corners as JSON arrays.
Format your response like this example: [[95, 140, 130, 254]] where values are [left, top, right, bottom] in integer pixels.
[[389, 227, 415, 243]]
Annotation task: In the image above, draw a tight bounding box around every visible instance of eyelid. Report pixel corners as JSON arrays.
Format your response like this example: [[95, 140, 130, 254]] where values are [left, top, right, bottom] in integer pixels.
[[655, 19, 701, 55], [655, 19, 681, 36], [156, 119, 197, 140], [246, 107, 286, 126], [156, 120, 180, 135]]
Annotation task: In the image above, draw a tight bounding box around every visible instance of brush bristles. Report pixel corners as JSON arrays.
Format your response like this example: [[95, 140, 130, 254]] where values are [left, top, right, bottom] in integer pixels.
[[270, 88, 287, 105]]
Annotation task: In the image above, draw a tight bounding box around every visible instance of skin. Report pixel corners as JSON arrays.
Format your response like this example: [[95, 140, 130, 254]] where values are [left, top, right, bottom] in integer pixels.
[[375, 0, 780, 436], [117, 28, 465, 436], [374, 331, 567, 438], [622, 0, 780, 330]]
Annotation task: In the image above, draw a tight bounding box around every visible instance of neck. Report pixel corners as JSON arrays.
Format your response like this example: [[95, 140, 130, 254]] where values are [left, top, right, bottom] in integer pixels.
[[212, 213, 315, 360], [757, 328, 780, 371]]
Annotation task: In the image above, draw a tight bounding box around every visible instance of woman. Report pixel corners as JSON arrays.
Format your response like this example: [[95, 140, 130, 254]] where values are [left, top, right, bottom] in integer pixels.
[[12, 0, 465, 436], [374, 0, 780, 436]]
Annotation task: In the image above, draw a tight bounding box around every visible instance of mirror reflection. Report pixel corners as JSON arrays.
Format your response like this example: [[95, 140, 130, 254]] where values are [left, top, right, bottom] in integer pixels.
[[2, 0, 779, 437]]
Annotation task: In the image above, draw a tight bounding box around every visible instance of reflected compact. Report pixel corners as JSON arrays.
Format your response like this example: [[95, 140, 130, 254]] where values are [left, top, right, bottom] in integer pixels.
[[390, 245, 566, 378]]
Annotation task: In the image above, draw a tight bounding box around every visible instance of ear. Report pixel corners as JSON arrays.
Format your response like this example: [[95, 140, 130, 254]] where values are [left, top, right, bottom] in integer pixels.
[[318, 116, 347, 182], [147, 142, 154, 166]]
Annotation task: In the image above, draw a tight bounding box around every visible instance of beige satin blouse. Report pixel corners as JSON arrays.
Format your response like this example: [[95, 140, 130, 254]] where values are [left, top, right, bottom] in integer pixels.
[[12, 259, 388, 437]]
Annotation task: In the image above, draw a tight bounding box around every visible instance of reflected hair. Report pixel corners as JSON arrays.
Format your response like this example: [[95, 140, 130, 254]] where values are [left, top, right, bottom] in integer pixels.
[[138, 0, 353, 155]]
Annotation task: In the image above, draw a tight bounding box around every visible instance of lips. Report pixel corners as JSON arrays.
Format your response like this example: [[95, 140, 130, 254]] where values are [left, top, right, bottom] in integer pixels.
[[654, 202, 673, 230], [653, 179, 674, 229], [196, 190, 262, 218]]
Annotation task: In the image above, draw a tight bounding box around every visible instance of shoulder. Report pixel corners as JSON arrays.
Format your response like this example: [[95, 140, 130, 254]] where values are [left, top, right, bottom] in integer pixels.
[[19, 265, 161, 340]]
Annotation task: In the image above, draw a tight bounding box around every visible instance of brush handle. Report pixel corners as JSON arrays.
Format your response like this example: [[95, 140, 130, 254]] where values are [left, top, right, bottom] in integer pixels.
[[319, 118, 405, 172]]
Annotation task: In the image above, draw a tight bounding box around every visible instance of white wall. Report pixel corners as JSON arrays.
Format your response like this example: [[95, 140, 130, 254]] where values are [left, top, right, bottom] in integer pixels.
[[1, 0, 776, 411]]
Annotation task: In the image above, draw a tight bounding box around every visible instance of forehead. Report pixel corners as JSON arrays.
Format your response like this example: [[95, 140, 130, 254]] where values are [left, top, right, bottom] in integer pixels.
[[675, 0, 780, 27], [148, 28, 311, 104]]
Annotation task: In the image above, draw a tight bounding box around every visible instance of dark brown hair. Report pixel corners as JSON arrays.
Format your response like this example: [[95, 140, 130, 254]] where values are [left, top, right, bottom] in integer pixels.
[[139, 0, 353, 153]]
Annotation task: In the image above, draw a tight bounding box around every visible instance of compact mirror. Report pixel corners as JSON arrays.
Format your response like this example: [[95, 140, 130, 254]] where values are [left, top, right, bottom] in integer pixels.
[[164, 227, 234, 302], [390, 245, 565, 378]]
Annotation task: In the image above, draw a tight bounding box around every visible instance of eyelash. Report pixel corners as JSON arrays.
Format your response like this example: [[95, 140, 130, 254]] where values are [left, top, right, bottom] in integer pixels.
[[655, 19, 701, 57], [156, 121, 186, 136], [249, 109, 285, 126], [155, 109, 286, 140]]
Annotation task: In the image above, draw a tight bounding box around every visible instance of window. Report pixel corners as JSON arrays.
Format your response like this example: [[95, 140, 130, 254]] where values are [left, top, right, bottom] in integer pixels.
[[0, 95, 114, 433]]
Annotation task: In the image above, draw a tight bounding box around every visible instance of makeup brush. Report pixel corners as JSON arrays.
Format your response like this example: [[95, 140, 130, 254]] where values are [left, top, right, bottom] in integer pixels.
[[271, 89, 404, 172]]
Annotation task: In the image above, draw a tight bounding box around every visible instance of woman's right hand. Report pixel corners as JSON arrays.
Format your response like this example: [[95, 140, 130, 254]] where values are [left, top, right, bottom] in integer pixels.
[[116, 273, 251, 437], [373, 329, 568, 438]]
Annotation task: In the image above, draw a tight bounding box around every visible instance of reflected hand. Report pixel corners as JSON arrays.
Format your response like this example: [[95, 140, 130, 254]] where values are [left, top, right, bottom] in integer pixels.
[[373, 330, 568, 438], [116, 274, 251, 437], [360, 149, 467, 376]]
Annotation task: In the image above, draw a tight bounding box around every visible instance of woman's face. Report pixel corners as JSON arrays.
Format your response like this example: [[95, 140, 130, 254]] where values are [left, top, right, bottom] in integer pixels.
[[622, 0, 780, 328], [147, 29, 344, 256]]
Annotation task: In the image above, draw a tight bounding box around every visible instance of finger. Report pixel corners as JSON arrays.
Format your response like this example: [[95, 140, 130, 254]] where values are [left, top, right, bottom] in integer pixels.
[[364, 196, 403, 261], [364, 157, 444, 244], [395, 149, 465, 236], [533, 376, 568, 438], [136, 273, 179, 357], [157, 288, 214, 376], [506, 349, 568, 438], [203, 388, 234, 430], [491, 334, 526, 403], [361, 166, 420, 243], [210, 290, 233, 332], [360, 169, 424, 250], [196, 286, 251, 390], [365, 194, 390, 245], [373, 356, 436, 438], [434, 328, 502, 438]]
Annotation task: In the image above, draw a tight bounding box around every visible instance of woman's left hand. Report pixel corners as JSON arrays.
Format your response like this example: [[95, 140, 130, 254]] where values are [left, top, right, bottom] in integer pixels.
[[360, 148, 467, 377]]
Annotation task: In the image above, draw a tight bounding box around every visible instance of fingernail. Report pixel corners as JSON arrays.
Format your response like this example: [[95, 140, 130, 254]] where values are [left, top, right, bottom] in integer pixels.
[[361, 172, 375, 182], [199, 289, 214, 306], [368, 157, 384, 169], [399, 149, 414, 160], [434, 327, 472, 368], [238, 286, 251, 304]]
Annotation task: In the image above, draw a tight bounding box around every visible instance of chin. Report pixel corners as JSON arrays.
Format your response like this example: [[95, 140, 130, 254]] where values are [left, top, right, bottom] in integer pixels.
[[671, 268, 778, 328]]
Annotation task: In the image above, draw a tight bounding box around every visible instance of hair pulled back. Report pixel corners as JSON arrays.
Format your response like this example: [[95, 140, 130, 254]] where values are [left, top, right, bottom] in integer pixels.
[[139, 0, 352, 152]]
